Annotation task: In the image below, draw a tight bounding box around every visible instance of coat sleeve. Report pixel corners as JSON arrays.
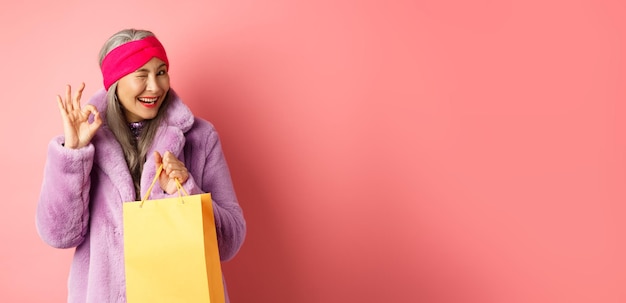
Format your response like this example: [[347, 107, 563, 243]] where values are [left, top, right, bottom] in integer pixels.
[[36, 136, 94, 249], [184, 126, 246, 262]]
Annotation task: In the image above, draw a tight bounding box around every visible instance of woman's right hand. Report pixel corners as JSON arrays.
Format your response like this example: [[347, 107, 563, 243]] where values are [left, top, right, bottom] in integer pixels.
[[56, 83, 103, 149]]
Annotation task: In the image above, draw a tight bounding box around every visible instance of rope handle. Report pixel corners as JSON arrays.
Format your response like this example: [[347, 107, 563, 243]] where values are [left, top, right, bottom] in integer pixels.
[[140, 164, 189, 207]]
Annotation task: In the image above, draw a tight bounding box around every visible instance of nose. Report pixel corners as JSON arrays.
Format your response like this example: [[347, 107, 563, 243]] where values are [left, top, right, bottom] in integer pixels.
[[146, 74, 161, 93]]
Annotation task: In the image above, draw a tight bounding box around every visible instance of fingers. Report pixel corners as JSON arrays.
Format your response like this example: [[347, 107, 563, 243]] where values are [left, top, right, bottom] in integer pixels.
[[155, 151, 189, 194], [81, 104, 99, 117], [59, 83, 85, 112], [75, 82, 85, 108], [167, 166, 188, 179], [160, 151, 189, 182], [81, 104, 97, 115], [81, 104, 103, 129], [154, 151, 163, 166], [162, 151, 181, 172], [89, 111, 103, 132], [64, 84, 75, 112], [56, 94, 73, 125], [70, 83, 81, 110], [56, 94, 67, 115]]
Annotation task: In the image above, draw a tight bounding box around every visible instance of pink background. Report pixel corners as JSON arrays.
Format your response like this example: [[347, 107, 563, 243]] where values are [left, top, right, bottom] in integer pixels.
[[1, 0, 625, 302]]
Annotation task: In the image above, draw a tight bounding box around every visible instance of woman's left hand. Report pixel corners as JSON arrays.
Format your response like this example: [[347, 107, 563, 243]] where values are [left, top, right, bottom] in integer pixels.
[[154, 151, 189, 194]]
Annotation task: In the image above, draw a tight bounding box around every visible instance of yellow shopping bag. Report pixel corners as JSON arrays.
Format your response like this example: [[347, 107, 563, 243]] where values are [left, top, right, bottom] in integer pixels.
[[123, 164, 225, 303]]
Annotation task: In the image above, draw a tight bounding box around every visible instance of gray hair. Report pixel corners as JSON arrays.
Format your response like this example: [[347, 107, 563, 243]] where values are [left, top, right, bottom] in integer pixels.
[[98, 29, 155, 67], [99, 29, 171, 199]]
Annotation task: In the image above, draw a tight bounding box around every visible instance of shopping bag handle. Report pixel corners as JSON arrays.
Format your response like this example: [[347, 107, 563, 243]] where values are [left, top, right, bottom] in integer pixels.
[[140, 164, 190, 207]]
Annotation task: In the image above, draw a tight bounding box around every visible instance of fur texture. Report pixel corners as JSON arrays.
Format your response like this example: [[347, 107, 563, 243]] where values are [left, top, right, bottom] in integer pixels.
[[36, 89, 246, 302]]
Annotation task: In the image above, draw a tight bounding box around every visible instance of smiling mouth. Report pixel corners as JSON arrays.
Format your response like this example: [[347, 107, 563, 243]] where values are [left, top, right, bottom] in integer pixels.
[[138, 97, 158, 104]]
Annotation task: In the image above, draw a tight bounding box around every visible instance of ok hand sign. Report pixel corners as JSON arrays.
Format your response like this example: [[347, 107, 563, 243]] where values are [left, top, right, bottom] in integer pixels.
[[56, 83, 103, 149]]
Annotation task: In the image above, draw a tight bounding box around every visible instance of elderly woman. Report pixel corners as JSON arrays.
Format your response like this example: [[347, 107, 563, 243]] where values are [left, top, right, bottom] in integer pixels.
[[36, 28, 246, 302]]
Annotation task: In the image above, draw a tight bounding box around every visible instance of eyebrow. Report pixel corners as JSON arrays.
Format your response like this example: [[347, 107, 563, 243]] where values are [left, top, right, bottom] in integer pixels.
[[135, 63, 167, 73]]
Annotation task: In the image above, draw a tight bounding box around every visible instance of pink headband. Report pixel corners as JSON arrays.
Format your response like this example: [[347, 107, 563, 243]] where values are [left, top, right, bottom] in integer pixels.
[[101, 36, 169, 91]]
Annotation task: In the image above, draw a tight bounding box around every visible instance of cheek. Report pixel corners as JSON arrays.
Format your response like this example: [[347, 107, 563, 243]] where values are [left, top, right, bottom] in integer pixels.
[[159, 76, 170, 89], [118, 79, 143, 98]]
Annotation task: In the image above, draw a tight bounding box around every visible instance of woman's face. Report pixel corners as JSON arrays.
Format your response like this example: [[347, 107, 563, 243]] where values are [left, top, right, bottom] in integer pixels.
[[116, 57, 170, 123]]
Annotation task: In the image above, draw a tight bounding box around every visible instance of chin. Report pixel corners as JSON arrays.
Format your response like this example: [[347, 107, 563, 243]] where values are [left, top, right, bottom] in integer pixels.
[[143, 114, 159, 120]]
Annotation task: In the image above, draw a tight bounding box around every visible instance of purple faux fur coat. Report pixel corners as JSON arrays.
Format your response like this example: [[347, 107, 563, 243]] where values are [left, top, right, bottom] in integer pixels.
[[36, 89, 246, 303]]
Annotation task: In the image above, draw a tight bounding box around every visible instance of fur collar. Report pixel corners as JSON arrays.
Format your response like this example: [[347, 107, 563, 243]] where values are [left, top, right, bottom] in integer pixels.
[[88, 88, 194, 201]]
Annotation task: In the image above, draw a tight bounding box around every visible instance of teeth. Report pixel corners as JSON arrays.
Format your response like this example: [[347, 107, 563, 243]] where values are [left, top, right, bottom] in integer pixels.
[[138, 97, 158, 103]]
